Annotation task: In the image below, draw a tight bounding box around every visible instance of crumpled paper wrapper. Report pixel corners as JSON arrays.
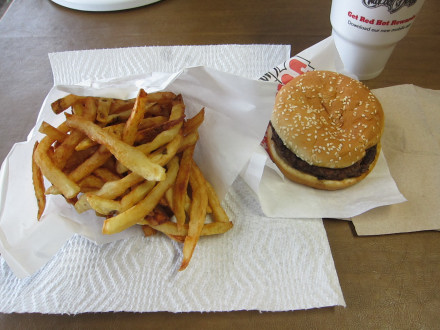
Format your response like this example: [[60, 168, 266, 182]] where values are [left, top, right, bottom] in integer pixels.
[[0, 44, 346, 313], [0, 66, 278, 277]]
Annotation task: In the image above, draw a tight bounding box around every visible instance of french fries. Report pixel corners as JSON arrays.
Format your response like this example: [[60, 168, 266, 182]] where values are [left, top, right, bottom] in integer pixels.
[[66, 115, 166, 182], [173, 145, 194, 230], [32, 90, 232, 270], [32, 142, 46, 220], [34, 135, 81, 199], [102, 156, 180, 234], [180, 162, 208, 271]]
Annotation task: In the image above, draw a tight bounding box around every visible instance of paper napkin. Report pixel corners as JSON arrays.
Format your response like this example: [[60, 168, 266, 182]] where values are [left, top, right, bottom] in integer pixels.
[[0, 44, 345, 313], [352, 85, 440, 235]]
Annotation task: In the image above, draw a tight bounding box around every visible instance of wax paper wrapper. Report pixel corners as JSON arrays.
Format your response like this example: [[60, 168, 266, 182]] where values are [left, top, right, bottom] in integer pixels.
[[0, 66, 278, 278], [242, 36, 406, 219], [351, 84, 440, 235]]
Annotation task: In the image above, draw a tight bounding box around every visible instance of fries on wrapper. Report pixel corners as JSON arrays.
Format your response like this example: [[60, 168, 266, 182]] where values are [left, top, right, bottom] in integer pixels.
[[33, 89, 233, 270]]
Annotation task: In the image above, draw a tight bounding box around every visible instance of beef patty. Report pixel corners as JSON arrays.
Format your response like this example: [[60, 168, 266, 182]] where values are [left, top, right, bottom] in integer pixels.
[[270, 123, 377, 181]]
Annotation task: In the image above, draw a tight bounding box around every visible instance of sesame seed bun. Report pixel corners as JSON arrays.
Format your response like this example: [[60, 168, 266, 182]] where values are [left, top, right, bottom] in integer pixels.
[[268, 70, 384, 190]]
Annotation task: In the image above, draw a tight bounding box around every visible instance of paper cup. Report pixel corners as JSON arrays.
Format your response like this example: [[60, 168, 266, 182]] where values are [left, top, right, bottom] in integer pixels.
[[330, 0, 425, 80]]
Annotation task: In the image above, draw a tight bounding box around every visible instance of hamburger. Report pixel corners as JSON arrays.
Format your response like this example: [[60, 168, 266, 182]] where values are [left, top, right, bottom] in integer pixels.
[[266, 70, 384, 190]]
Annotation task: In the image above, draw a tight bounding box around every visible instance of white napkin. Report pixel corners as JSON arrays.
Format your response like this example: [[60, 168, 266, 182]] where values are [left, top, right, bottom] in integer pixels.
[[48, 44, 293, 85], [0, 177, 343, 313], [0, 44, 345, 313]]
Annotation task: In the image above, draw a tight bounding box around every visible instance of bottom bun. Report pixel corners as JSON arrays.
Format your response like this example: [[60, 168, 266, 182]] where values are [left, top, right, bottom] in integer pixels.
[[266, 126, 381, 190]]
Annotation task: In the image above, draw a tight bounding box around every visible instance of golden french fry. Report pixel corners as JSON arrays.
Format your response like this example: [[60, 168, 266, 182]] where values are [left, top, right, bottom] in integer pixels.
[[122, 89, 148, 145], [51, 129, 84, 169], [66, 115, 165, 181], [134, 116, 184, 145], [137, 116, 168, 130], [103, 109, 133, 125], [83, 97, 97, 121], [33, 135, 80, 199], [173, 145, 195, 229], [38, 121, 68, 143], [72, 102, 85, 116], [109, 98, 135, 114], [115, 90, 154, 174], [84, 179, 156, 215], [180, 162, 208, 271], [44, 185, 61, 195], [164, 187, 174, 209], [206, 180, 229, 223], [197, 221, 234, 235], [145, 104, 171, 117], [32, 142, 46, 220], [75, 123, 124, 151], [68, 144, 112, 183], [162, 187, 193, 215], [120, 180, 156, 212], [63, 145, 100, 174], [78, 174, 105, 191], [183, 108, 205, 136], [74, 171, 145, 213], [93, 171, 145, 199], [178, 131, 199, 153], [149, 133, 183, 166], [93, 167, 121, 182], [96, 98, 112, 123], [86, 194, 121, 215], [145, 91, 176, 105], [149, 221, 233, 236], [59, 98, 99, 160], [116, 120, 183, 175], [74, 194, 95, 213], [102, 156, 179, 235], [136, 120, 183, 155], [51, 94, 84, 114], [166, 234, 186, 243], [170, 98, 185, 121]]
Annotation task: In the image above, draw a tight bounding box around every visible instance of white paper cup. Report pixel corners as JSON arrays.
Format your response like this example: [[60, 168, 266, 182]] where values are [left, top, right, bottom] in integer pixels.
[[330, 0, 425, 80]]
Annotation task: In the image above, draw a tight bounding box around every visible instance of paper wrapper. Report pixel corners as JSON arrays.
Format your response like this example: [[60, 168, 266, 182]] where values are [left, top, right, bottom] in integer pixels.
[[0, 66, 278, 277], [242, 37, 406, 219], [351, 85, 440, 235]]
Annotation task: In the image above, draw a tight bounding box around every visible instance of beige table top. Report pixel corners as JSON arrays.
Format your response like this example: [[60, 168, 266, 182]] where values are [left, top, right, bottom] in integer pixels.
[[1, 0, 439, 328]]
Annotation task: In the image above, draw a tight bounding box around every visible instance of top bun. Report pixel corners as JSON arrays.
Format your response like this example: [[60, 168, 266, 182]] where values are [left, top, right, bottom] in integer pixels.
[[271, 70, 384, 169]]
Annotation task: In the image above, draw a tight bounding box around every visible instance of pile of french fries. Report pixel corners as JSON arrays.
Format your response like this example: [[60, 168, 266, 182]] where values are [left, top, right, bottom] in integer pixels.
[[32, 89, 233, 270]]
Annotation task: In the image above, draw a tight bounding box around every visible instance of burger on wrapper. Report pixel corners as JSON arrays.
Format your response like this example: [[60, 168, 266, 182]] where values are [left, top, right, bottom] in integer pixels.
[[266, 70, 384, 190]]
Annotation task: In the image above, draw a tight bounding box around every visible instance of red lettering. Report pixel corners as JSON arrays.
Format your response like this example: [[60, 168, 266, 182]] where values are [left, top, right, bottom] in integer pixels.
[[376, 20, 389, 26], [348, 11, 358, 20], [391, 15, 416, 25], [360, 16, 375, 24]]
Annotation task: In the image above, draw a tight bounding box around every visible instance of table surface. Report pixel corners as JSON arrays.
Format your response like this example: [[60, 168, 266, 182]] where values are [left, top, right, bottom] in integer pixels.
[[1, 0, 439, 328]]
